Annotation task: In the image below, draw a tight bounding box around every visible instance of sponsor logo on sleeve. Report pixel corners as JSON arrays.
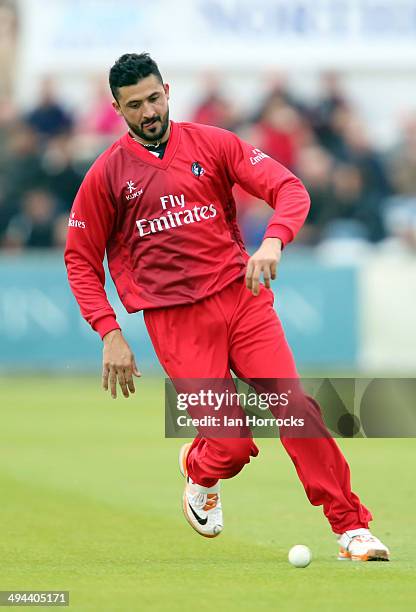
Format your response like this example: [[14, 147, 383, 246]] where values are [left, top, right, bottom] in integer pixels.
[[68, 211, 86, 229], [250, 148, 269, 165]]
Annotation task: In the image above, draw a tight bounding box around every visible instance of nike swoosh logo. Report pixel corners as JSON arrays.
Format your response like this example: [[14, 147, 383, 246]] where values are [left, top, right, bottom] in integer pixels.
[[188, 502, 208, 525]]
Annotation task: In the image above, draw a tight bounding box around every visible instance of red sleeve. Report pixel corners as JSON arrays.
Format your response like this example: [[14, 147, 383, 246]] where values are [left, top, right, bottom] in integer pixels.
[[64, 156, 120, 339], [220, 130, 310, 246]]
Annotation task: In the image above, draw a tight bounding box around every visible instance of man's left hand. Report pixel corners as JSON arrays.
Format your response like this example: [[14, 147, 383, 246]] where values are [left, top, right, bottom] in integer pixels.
[[245, 238, 282, 296]]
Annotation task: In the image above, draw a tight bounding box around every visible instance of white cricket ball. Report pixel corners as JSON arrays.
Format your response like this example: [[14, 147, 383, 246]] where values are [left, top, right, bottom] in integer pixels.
[[288, 544, 312, 567]]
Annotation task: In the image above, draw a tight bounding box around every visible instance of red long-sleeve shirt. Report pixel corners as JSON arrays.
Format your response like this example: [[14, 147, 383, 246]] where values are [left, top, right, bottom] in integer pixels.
[[64, 121, 310, 338]]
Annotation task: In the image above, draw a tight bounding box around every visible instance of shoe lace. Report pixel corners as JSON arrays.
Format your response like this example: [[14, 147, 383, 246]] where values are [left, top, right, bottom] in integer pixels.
[[352, 535, 377, 544], [191, 492, 218, 511], [203, 494, 218, 511], [191, 492, 206, 508]]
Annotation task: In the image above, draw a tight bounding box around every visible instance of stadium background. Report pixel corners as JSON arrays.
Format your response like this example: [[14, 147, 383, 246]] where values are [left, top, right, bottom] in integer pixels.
[[1, 2, 415, 611]]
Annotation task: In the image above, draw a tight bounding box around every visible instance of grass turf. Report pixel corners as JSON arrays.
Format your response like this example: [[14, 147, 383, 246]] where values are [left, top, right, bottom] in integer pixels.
[[0, 376, 414, 611]]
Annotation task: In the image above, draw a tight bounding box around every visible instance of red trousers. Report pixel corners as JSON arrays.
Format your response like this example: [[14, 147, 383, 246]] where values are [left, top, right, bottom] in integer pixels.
[[144, 277, 372, 534]]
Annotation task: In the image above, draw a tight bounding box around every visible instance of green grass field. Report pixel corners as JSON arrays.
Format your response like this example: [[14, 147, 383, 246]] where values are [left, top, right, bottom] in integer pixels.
[[1, 377, 415, 611]]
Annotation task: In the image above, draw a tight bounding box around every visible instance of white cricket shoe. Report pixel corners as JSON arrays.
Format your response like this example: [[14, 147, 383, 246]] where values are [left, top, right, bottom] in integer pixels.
[[338, 528, 390, 561], [179, 443, 223, 538]]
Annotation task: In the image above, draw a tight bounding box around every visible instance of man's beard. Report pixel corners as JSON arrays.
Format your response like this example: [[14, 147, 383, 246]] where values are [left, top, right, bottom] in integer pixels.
[[127, 109, 170, 143]]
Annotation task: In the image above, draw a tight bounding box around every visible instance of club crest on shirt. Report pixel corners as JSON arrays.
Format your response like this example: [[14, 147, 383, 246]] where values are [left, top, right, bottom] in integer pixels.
[[191, 161, 205, 177]]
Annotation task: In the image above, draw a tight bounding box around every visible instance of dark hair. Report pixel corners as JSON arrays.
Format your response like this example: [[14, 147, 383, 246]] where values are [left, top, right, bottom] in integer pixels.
[[109, 53, 163, 100]]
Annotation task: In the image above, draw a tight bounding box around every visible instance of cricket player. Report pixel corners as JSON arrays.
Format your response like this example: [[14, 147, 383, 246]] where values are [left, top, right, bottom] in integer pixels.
[[65, 53, 389, 561]]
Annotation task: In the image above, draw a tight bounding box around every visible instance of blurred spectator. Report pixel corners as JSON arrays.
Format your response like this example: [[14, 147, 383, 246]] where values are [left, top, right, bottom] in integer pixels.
[[73, 77, 125, 166], [341, 116, 391, 198], [314, 73, 349, 120], [26, 77, 73, 139], [0, 122, 44, 232], [3, 189, 57, 249], [296, 145, 334, 244], [311, 72, 351, 157], [245, 72, 312, 170], [321, 163, 385, 242], [41, 136, 82, 211], [252, 71, 307, 122], [80, 77, 124, 137], [192, 73, 239, 130], [252, 98, 305, 170]]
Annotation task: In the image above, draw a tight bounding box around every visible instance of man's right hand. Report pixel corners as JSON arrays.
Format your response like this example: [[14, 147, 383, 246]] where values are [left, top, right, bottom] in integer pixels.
[[102, 329, 141, 399]]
